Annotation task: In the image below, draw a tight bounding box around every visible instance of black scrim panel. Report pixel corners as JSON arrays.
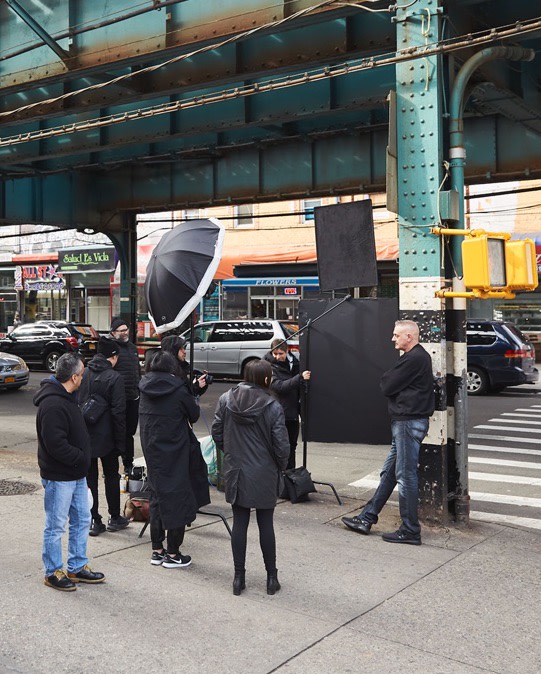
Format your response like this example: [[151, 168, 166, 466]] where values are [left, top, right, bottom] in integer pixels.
[[299, 298, 398, 444], [314, 200, 378, 291]]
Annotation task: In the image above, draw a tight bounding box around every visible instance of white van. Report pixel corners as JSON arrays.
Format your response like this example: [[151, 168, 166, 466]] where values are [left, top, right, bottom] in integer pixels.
[[181, 319, 299, 378]]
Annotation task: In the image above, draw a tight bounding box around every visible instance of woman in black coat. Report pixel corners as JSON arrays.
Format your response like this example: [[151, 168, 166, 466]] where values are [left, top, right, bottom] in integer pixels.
[[139, 351, 209, 569], [212, 359, 289, 596]]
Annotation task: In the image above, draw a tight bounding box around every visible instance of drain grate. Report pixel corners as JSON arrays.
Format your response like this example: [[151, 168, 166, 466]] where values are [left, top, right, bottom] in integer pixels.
[[0, 479, 38, 496]]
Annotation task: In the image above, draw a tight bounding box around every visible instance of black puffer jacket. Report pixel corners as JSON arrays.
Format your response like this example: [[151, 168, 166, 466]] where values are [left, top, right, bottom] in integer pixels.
[[264, 351, 302, 420], [113, 339, 140, 400], [139, 371, 209, 530], [33, 377, 91, 481], [78, 354, 126, 458], [212, 383, 289, 509]]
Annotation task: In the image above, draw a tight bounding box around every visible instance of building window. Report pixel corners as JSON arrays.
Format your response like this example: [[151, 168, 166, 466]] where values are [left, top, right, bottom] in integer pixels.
[[235, 204, 254, 228], [184, 208, 201, 220], [303, 199, 322, 222]]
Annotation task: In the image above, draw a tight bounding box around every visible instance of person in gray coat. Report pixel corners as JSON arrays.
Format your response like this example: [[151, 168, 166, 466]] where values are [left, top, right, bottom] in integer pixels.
[[212, 359, 289, 596]]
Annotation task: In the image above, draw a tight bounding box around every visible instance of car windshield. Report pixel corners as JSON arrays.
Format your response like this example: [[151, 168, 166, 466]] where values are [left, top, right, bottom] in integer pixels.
[[71, 325, 98, 338], [279, 321, 299, 338]]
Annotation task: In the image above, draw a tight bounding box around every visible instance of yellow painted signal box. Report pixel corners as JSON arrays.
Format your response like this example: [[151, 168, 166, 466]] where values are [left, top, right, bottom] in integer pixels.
[[431, 228, 539, 299]]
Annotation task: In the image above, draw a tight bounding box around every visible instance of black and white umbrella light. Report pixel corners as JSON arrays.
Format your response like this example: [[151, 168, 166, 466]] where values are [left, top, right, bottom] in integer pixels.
[[144, 218, 225, 334]]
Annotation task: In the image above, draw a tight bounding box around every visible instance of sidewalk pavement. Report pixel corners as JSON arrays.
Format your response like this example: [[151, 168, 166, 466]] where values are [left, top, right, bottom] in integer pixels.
[[0, 441, 539, 674]]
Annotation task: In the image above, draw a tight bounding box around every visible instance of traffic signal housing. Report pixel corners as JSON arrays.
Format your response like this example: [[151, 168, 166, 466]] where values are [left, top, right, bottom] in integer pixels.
[[431, 228, 539, 299]]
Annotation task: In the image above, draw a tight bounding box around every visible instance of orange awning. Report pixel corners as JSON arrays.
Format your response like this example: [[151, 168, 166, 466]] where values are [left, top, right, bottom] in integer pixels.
[[214, 241, 399, 279]]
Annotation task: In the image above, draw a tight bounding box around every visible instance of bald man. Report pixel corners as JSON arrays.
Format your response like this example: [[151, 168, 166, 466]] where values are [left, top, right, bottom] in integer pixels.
[[342, 320, 434, 545]]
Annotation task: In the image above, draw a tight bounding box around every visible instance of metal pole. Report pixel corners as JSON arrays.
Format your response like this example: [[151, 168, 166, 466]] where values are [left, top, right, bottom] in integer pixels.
[[448, 46, 535, 523]]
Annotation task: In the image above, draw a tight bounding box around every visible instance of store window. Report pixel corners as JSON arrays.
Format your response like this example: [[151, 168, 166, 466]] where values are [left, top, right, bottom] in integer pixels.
[[235, 204, 254, 228], [303, 199, 322, 222]]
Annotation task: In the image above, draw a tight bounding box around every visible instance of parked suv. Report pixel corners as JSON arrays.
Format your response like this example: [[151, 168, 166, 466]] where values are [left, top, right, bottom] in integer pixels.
[[180, 319, 299, 378], [0, 321, 99, 373], [467, 319, 538, 395]]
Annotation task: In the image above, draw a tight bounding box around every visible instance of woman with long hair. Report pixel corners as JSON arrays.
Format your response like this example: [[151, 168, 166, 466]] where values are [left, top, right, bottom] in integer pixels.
[[212, 359, 289, 596]]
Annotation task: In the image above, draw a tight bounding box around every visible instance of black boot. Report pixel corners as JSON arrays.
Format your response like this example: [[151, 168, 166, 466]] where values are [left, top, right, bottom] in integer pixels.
[[233, 570, 246, 596], [267, 570, 281, 595]]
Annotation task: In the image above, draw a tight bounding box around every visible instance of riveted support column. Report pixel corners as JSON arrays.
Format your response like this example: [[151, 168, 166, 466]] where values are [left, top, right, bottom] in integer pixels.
[[395, 0, 449, 525], [109, 213, 138, 342]]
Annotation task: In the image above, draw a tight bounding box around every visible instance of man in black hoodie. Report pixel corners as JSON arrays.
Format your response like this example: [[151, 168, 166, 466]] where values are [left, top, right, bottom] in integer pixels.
[[34, 353, 105, 592], [342, 320, 434, 545], [79, 336, 128, 537]]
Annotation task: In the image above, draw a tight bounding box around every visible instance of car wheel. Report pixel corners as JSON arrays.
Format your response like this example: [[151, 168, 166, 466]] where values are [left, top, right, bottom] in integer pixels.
[[45, 351, 63, 373], [242, 358, 260, 379], [467, 366, 488, 395]]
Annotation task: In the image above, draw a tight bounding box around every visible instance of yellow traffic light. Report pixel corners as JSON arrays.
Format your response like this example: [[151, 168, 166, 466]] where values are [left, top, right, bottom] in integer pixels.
[[505, 239, 538, 291], [430, 227, 539, 299], [462, 235, 507, 290]]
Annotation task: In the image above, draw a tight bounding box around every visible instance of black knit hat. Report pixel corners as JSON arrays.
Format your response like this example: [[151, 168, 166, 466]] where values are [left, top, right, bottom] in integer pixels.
[[161, 334, 187, 354], [110, 316, 127, 332], [98, 336, 120, 358]]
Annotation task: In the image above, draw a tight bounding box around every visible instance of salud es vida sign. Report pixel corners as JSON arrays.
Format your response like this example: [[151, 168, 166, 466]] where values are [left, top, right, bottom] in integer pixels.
[[58, 247, 116, 273]]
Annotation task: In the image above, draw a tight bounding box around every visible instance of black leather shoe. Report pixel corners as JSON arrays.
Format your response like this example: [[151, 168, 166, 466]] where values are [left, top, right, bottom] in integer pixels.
[[67, 565, 106, 583], [341, 516, 372, 535], [382, 530, 421, 546], [44, 570, 76, 592]]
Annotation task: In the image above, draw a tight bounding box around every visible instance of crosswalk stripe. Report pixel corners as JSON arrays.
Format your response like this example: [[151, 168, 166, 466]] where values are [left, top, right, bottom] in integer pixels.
[[468, 443, 541, 456], [469, 471, 541, 486], [474, 424, 541, 433], [348, 476, 541, 507], [502, 412, 541, 418], [469, 491, 541, 507], [470, 511, 541, 530], [470, 456, 541, 470], [487, 417, 541, 425], [469, 433, 541, 444]]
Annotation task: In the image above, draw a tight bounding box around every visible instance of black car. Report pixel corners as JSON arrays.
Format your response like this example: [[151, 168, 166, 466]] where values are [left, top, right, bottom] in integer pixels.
[[467, 319, 539, 395], [0, 321, 99, 373]]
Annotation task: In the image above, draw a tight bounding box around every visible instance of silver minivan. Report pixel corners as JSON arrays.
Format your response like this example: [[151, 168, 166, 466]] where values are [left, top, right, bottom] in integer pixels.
[[181, 320, 299, 378]]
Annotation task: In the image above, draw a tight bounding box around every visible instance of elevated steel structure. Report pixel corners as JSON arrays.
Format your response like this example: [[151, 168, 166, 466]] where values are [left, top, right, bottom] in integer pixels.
[[0, 0, 538, 234]]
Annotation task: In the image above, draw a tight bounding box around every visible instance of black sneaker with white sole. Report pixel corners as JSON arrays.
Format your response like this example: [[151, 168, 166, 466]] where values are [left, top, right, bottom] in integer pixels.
[[150, 551, 166, 566], [162, 552, 192, 569]]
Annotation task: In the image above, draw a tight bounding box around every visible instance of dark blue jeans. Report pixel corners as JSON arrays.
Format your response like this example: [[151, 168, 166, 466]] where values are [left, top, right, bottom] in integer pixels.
[[360, 418, 429, 536]]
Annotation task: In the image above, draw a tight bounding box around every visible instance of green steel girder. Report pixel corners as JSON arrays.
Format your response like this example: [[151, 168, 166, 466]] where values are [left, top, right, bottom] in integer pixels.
[[0, 0, 538, 235]]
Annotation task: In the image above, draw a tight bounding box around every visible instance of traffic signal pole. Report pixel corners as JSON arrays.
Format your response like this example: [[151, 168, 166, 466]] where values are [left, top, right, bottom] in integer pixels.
[[446, 46, 535, 522]]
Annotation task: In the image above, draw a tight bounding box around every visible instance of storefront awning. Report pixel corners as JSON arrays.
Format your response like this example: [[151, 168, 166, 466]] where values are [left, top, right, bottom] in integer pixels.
[[127, 240, 399, 282], [214, 240, 399, 280]]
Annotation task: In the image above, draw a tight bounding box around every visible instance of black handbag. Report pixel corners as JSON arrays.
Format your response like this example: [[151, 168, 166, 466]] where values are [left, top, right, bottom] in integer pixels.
[[281, 466, 317, 503]]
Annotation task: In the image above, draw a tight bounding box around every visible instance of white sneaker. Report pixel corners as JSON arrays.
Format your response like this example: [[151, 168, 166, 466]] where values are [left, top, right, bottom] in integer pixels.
[[162, 552, 192, 569]]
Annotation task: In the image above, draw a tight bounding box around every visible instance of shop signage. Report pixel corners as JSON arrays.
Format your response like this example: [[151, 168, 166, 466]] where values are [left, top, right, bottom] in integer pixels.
[[14, 264, 65, 291], [58, 247, 116, 273], [536, 245, 541, 274], [223, 277, 319, 287]]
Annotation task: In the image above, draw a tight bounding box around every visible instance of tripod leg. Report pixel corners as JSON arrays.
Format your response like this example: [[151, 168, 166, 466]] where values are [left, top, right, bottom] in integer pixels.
[[312, 480, 343, 506], [197, 509, 232, 537]]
